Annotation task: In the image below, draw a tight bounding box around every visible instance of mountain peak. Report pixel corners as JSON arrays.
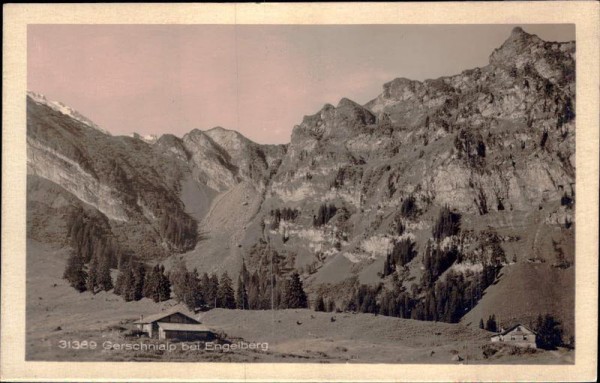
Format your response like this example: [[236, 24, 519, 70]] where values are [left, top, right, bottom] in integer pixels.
[[489, 27, 543, 66], [337, 97, 362, 109], [511, 26, 526, 36], [207, 126, 232, 133], [506, 26, 540, 44], [188, 128, 207, 137], [27, 90, 111, 136], [205, 126, 250, 143]]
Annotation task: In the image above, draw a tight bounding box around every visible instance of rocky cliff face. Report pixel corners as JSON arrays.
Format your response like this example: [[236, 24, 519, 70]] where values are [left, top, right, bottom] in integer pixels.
[[260, 26, 574, 256], [27, 27, 575, 332], [240, 27, 575, 333]]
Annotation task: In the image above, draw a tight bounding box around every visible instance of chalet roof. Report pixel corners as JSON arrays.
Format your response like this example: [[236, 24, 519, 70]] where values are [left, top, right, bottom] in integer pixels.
[[157, 322, 212, 332], [498, 324, 537, 336], [133, 310, 199, 324]]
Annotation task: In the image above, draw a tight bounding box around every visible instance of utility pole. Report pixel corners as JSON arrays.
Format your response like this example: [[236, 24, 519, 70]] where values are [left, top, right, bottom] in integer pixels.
[[269, 240, 274, 311], [267, 220, 275, 325]]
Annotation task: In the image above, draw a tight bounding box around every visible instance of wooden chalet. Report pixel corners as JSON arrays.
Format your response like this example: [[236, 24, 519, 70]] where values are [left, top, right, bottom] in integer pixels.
[[490, 324, 537, 348], [134, 310, 215, 341]]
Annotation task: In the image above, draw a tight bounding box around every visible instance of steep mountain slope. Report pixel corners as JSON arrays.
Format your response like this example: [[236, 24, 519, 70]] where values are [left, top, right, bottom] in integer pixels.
[[237, 27, 575, 333], [27, 27, 575, 336], [28, 96, 193, 258], [27, 93, 286, 261]]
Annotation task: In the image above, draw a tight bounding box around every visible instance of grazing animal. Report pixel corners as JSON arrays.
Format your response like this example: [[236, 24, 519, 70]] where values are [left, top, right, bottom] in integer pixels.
[[330, 316, 336, 322], [296, 321, 302, 325]]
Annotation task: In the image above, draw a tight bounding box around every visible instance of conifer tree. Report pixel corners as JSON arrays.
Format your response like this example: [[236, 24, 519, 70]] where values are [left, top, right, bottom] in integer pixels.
[[400, 195, 418, 218], [485, 314, 498, 332], [121, 265, 136, 301], [284, 272, 308, 309], [382, 253, 393, 277], [247, 272, 261, 310], [117, 252, 130, 271], [131, 262, 146, 301], [326, 299, 336, 313], [97, 253, 113, 292], [200, 272, 210, 303], [157, 265, 171, 302], [86, 254, 100, 294], [144, 265, 160, 299], [191, 268, 204, 308], [276, 278, 288, 309], [432, 206, 461, 240], [63, 253, 87, 292], [170, 259, 189, 303], [314, 293, 326, 312], [236, 275, 249, 309], [181, 269, 200, 310], [113, 268, 126, 296], [535, 314, 564, 349], [218, 272, 236, 309], [208, 273, 220, 308]]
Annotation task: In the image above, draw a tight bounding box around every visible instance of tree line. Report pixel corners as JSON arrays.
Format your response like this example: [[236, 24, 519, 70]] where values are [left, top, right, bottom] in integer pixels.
[[158, 210, 198, 252], [331, 265, 496, 324], [63, 210, 119, 293], [65, 243, 310, 313], [370, 205, 503, 324]]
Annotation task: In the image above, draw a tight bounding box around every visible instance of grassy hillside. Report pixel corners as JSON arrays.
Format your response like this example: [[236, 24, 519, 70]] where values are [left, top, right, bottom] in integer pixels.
[[27, 239, 572, 363]]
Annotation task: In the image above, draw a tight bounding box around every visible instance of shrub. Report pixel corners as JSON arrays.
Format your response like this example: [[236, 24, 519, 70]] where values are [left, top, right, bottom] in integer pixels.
[[124, 329, 147, 338], [482, 344, 499, 359], [560, 192, 573, 208]]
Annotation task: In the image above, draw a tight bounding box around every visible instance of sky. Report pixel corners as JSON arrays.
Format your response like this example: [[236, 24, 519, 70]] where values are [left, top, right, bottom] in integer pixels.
[[28, 24, 574, 144]]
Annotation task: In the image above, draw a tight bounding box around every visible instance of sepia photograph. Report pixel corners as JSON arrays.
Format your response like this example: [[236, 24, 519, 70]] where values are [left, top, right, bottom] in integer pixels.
[[3, 3, 599, 382], [24, 22, 577, 364]]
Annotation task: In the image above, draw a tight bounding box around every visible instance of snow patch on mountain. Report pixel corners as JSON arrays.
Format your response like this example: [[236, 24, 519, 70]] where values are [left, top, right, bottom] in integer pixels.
[[129, 132, 159, 144], [27, 91, 110, 135]]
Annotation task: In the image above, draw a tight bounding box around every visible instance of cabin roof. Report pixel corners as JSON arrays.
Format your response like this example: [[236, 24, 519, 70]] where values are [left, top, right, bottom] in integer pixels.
[[133, 310, 199, 324], [157, 322, 212, 332], [498, 324, 537, 336]]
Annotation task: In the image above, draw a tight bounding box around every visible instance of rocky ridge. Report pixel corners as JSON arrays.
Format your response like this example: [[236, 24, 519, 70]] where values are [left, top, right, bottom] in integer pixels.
[[27, 27, 575, 334]]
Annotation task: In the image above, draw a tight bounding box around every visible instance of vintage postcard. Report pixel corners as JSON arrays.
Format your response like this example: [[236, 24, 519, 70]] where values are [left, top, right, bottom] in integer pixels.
[[2, 2, 598, 382]]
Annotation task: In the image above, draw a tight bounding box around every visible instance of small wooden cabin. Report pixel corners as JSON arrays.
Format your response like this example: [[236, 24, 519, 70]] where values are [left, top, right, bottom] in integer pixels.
[[490, 324, 537, 348], [157, 322, 215, 341], [134, 310, 211, 339]]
